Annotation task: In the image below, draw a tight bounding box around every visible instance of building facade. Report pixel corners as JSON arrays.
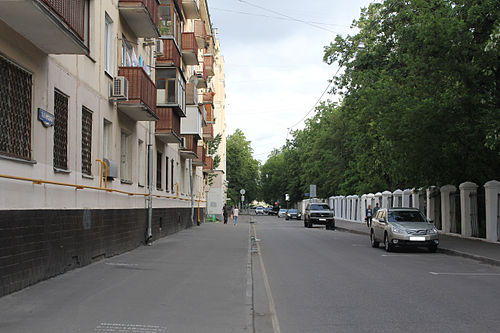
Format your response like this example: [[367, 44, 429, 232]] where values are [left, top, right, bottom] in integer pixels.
[[0, 0, 224, 297]]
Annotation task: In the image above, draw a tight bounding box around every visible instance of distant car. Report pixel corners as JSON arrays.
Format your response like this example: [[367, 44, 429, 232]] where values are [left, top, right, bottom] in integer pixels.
[[370, 208, 439, 252], [264, 207, 272, 215], [268, 207, 279, 216], [304, 203, 335, 230], [285, 209, 301, 220], [278, 209, 287, 218], [255, 206, 264, 215]]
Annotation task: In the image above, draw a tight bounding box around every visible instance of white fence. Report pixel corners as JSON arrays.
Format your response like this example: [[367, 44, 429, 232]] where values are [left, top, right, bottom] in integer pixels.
[[329, 180, 500, 243]]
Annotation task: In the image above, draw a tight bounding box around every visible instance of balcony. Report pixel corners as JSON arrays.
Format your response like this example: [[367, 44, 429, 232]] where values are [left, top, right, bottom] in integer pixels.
[[193, 145, 206, 166], [156, 38, 181, 68], [181, 32, 199, 65], [181, 0, 200, 19], [0, 0, 89, 54], [204, 54, 214, 77], [203, 156, 214, 172], [181, 105, 202, 140], [156, 68, 186, 117], [202, 92, 214, 105], [118, 67, 158, 121], [186, 83, 198, 105], [180, 135, 198, 159], [204, 104, 214, 123], [203, 123, 214, 140], [194, 20, 207, 49], [119, 0, 160, 38], [155, 108, 182, 144], [196, 63, 208, 89]]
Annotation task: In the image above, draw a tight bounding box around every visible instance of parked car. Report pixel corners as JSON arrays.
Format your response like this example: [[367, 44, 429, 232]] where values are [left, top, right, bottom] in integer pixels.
[[264, 207, 272, 215], [277, 209, 288, 218], [303, 203, 335, 229], [255, 206, 264, 215], [285, 209, 301, 220], [370, 208, 439, 252]]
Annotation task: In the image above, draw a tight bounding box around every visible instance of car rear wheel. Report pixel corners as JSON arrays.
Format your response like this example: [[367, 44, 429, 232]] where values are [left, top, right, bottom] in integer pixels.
[[370, 231, 379, 248], [384, 234, 393, 252]]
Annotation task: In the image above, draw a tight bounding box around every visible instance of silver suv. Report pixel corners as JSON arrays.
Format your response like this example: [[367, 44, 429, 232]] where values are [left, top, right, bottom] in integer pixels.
[[370, 208, 439, 252]]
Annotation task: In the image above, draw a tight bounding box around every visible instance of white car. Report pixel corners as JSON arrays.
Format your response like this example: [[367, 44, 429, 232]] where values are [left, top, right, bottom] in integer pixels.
[[278, 209, 287, 218], [255, 206, 264, 215]]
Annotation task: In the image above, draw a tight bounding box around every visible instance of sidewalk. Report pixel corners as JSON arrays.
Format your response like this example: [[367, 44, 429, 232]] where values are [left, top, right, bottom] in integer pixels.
[[334, 218, 500, 266]]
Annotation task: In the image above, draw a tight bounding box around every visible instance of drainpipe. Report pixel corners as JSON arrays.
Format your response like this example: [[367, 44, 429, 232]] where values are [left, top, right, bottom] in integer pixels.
[[190, 159, 195, 226], [147, 121, 154, 244]]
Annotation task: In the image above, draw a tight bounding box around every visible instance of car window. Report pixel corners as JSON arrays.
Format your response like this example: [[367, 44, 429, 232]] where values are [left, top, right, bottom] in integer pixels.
[[288, 209, 298, 213], [310, 204, 330, 210], [388, 210, 426, 222]]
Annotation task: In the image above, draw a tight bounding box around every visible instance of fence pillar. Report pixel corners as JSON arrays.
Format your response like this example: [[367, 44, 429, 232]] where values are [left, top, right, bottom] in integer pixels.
[[374, 192, 382, 207], [440, 185, 457, 234], [352, 195, 359, 221], [459, 182, 478, 237], [403, 189, 412, 207], [382, 191, 392, 209], [484, 180, 500, 242], [393, 189, 403, 207], [336, 196, 341, 218], [361, 194, 367, 221], [412, 188, 420, 209]]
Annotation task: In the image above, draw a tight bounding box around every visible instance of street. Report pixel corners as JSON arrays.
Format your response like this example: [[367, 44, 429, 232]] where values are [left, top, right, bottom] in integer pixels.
[[1, 215, 500, 332]]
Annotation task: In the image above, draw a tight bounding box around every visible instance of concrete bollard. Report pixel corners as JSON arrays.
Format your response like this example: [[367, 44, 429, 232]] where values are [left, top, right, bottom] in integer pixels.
[[484, 180, 500, 242]]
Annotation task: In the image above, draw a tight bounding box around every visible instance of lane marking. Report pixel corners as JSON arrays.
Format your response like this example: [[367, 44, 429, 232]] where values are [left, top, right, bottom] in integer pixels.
[[253, 224, 282, 333], [351, 244, 365, 247], [94, 323, 166, 332], [429, 272, 500, 276]]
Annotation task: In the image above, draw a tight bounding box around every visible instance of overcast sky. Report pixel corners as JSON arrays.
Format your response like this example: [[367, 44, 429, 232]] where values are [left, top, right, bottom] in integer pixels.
[[207, 0, 373, 162]]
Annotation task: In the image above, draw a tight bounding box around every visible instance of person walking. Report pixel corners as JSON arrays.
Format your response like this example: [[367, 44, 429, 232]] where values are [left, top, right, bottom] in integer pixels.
[[373, 203, 380, 215], [223, 204, 228, 224], [233, 206, 239, 226], [365, 205, 373, 227]]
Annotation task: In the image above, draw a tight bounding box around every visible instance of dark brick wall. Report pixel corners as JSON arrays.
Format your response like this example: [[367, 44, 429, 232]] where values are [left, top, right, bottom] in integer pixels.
[[0, 207, 205, 297]]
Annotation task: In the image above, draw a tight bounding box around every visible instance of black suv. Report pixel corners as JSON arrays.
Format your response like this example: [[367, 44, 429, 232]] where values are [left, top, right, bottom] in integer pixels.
[[304, 203, 335, 230]]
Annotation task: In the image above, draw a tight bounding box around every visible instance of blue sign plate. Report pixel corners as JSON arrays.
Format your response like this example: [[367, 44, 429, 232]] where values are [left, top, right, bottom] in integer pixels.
[[38, 108, 54, 127]]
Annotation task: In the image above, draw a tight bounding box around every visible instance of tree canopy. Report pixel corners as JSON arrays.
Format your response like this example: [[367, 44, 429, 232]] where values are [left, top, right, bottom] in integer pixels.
[[260, 0, 499, 202]]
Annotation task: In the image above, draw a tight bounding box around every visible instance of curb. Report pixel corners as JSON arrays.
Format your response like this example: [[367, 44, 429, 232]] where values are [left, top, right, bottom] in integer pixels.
[[335, 226, 500, 267]]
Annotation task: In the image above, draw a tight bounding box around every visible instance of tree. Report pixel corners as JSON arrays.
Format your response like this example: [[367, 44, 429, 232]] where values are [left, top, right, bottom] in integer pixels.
[[226, 129, 260, 205]]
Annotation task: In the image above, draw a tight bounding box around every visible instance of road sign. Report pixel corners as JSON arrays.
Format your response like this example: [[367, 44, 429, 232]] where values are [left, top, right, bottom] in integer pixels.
[[241, 195, 245, 202], [310, 185, 316, 198], [240, 189, 246, 195], [285, 194, 289, 201]]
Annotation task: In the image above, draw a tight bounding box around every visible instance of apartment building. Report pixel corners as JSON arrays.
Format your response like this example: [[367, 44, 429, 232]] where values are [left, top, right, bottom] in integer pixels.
[[0, 0, 224, 297]]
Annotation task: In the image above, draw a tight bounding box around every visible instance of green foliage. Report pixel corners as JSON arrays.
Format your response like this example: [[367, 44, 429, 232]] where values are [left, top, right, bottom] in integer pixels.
[[226, 129, 260, 204], [260, 0, 499, 201]]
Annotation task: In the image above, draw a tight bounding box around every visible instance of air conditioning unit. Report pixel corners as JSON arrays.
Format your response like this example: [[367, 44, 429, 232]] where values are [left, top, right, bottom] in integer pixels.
[[111, 76, 128, 100], [180, 137, 187, 149], [103, 158, 119, 179], [155, 39, 164, 57]]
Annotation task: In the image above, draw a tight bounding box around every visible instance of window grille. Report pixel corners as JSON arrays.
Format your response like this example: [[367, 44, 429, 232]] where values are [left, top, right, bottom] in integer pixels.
[[81, 106, 92, 175], [54, 90, 68, 169], [0, 54, 32, 160]]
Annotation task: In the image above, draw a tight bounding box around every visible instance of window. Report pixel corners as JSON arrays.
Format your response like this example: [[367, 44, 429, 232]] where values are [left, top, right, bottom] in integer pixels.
[[53, 90, 68, 170], [121, 37, 135, 66], [0, 54, 32, 160], [120, 130, 131, 181], [103, 119, 112, 160], [104, 13, 113, 74], [138, 140, 145, 186], [156, 68, 185, 111], [158, 4, 181, 42], [156, 151, 162, 190], [81, 106, 92, 175]]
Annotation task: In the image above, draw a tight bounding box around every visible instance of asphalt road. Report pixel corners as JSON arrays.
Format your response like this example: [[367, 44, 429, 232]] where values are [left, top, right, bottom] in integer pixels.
[[252, 214, 500, 333], [1, 215, 499, 333]]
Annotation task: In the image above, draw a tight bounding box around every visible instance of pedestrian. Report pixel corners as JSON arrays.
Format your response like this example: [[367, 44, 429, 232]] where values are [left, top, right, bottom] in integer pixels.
[[365, 205, 373, 227], [223, 204, 228, 224], [373, 202, 380, 215], [233, 205, 239, 226]]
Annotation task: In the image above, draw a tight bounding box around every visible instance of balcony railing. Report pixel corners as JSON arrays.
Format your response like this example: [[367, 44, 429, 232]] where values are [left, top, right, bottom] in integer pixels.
[[196, 63, 208, 89], [204, 55, 214, 77], [193, 145, 206, 166], [204, 104, 214, 123], [118, 67, 158, 121], [203, 123, 214, 140], [0, 0, 89, 54], [155, 108, 182, 143], [156, 38, 181, 68], [181, 0, 200, 19], [181, 32, 199, 65], [194, 20, 207, 48], [202, 92, 214, 105], [119, 0, 160, 38], [186, 83, 198, 105], [180, 134, 198, 159], [203, 156, 214, 171]]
